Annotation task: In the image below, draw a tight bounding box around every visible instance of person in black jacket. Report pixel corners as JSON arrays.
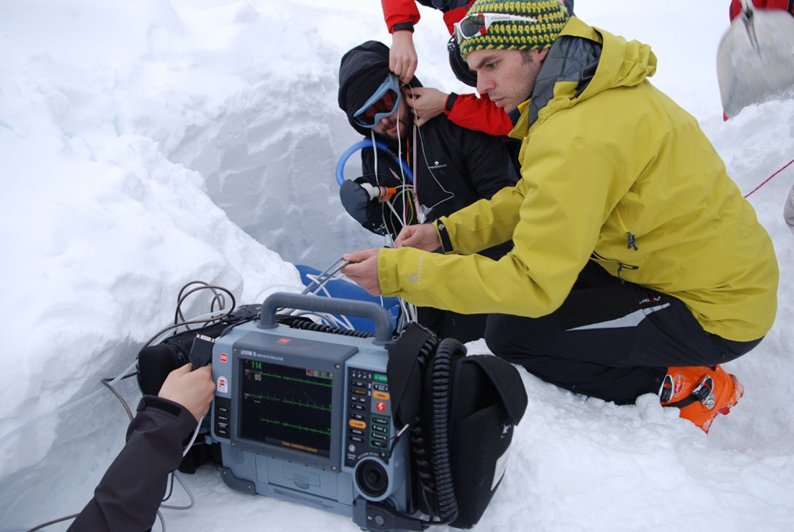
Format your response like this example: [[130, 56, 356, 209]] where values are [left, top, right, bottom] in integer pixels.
[[337, 40, 519, 342], [69, 364, 215, 532]]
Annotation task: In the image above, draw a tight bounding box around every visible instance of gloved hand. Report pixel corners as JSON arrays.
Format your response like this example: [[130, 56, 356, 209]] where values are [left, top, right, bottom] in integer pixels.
[[340, 178, 372, 226]]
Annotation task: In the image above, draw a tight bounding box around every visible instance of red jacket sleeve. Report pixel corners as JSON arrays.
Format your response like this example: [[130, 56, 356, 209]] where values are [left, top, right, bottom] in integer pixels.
[[446, 93, 514, 136], [382, 0, 421, 32], [763, 0, 794, 13], [729, 0, 744, 20], [730, 0, 792, 20], [442, 4, 472, 34]]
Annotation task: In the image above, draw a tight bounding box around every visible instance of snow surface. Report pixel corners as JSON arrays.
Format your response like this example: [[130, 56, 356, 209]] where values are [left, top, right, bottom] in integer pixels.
[[1, 1, 793, 531]]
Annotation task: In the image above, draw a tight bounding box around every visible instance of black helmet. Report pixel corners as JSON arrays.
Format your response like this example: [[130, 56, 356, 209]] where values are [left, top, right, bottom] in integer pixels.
[[447, 37, 477, 87]]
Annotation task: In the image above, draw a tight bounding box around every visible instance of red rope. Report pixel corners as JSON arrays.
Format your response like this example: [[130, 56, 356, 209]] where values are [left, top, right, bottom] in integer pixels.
[[744, 158, 794, 198]]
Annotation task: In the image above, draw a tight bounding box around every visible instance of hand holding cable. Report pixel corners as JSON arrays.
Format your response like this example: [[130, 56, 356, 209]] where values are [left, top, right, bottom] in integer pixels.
[[159, 364, 215, 422], [405, 87, 449, 127], [341, 248, 382, 296], [394, 223, 441, 251]]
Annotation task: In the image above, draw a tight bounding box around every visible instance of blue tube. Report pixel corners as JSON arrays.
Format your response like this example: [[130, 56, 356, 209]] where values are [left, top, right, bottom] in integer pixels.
[[335, 139, 413, 186]]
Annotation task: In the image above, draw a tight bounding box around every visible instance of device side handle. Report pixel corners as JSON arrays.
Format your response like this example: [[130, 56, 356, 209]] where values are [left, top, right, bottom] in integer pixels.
[[259, 292, 394, 344]]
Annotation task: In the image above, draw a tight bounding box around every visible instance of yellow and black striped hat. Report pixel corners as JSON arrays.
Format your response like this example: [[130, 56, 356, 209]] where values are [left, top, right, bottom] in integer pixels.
[[459, 0, 570, 59]]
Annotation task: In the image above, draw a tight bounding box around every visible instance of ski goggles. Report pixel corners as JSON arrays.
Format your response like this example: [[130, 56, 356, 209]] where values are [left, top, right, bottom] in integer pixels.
[[453, 12, 538, 44], [353, 74, 402, 129]]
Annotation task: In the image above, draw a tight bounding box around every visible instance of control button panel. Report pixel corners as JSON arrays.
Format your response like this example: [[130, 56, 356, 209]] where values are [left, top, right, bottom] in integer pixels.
[[344, 368, 392, 467], [213, 397, 232, 439]]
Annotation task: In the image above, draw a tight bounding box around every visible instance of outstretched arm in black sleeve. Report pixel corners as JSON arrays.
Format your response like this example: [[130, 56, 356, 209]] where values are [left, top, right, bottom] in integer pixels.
[[69, 364, 214, 532]]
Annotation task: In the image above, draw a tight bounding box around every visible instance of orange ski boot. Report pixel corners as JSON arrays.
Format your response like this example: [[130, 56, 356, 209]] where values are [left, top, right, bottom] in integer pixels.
[[659, 365, 744, 432]]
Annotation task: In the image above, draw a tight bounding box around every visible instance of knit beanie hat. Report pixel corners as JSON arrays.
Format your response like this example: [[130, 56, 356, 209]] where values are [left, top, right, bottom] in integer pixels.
[[458, 0, 570, 59]]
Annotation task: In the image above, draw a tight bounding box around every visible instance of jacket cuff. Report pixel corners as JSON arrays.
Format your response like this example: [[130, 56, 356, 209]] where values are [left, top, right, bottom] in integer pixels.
[[445, 92, 458, 114], [391, 22, 414, 33], [137, 395, 188, 418]]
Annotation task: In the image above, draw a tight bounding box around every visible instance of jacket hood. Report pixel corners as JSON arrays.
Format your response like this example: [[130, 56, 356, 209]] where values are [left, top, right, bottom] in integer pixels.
[[517, 17, 657, 131], [337, 40, 421, 136]]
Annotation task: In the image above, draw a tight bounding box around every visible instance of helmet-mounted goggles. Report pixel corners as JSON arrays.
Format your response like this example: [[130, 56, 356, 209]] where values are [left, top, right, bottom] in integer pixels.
[[454, 12, 538, 44]]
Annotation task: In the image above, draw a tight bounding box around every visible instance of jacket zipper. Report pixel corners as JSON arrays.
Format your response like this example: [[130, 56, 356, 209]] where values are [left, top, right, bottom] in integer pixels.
[[591, 251, 639, 281], [615, 209, 638, 251]]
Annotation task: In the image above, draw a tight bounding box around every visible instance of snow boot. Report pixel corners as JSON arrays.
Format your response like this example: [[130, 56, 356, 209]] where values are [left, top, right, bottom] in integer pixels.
[[659, 365, 743, 433]]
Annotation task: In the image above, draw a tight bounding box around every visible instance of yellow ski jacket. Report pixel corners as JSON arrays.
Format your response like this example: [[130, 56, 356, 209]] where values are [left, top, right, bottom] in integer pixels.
[[377, 17, 778, 342]]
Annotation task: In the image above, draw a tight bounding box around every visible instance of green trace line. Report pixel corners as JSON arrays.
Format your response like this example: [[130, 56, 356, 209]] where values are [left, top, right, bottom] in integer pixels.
[[256, 372, 333, 388], [253, 394, 331, 412], [261, 418, 331, 437]]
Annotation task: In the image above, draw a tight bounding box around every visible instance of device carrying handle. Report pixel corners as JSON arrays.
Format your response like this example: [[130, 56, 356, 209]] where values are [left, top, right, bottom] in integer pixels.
[[259, 292, 393, 344]]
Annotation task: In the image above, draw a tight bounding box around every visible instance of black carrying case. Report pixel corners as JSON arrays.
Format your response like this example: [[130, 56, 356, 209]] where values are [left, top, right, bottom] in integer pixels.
[[388, 323, 528, 529]]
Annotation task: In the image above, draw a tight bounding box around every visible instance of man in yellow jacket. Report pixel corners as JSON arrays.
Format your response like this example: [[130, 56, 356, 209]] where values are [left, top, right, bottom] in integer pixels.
[[343, 0, 779, 432]]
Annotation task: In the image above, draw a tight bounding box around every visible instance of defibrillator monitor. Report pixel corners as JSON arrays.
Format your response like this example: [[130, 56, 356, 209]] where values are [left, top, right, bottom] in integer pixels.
[[238, 358, 333, 458], [209, 292, 420, 530]]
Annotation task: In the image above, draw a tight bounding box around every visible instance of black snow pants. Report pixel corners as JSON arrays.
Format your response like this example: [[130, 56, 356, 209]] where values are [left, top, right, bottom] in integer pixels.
[[484, 261, 762, 404], [418, 306, 489, 344]]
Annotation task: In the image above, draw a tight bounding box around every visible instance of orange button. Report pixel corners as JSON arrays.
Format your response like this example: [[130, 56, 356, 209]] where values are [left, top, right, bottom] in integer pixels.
[[349, 419, 366, 429], [372, 391, 390, 401]]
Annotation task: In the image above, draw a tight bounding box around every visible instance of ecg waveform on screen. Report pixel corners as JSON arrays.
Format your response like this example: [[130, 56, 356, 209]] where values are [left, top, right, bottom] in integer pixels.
[[245, 392, 331, 413], [249, 370, 332, 389], [239, 358, 333, 456], [260, 418, 331, 437]]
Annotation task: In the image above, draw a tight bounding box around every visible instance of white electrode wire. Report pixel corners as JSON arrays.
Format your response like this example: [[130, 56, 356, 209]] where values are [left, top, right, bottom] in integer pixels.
[[412, 121, 424, 222], [101, 376, 135, 422], [109, 360, 141, 387], [288, 310, 353, 331], [370, 129, 393, 239], [384, 194, 408, 234], [390, 102, 412, 233], [406, 85, 454, 215], [300, 259, 349, 296], [352, 109, 418, 328], [182, 417, 203, 457], [304, 278, 356, 330], [371, 128, 380, 187], [372, 128, 404, 241], [175, 282, 229, 325], [311, 286, 357, 330], [160, 471, 195, 511], [399, 298, 417, 324]]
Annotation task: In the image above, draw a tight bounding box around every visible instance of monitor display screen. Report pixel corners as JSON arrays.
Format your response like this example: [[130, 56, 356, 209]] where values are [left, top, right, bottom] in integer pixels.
[[238, 358, 333, 457]]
